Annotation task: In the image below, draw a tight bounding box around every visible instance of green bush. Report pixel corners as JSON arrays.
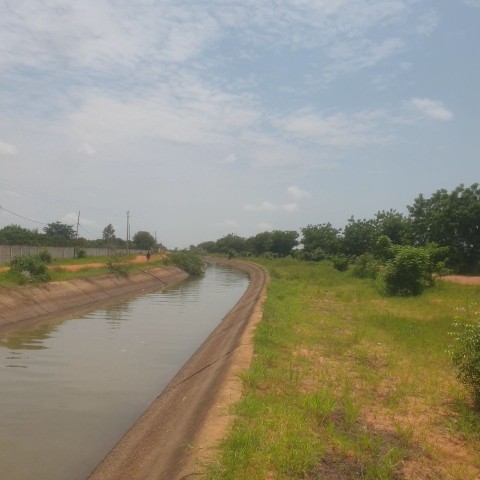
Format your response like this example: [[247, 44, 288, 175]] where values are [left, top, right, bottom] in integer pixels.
[[170, 251, 205, 276], [332, 255, 349, 272], [351, 253, 380, 279], [382, 246, 430, 296], [38, 250, 53, 263], [75, 249, 87, 259], [105, 255, 130, 277], [9, 254, 51, 284], [449, 307, 480, 408]]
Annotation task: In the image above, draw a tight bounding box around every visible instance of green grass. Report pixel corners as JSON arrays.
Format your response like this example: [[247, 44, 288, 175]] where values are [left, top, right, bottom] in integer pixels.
[[0, 254, 165, 287], [203, 258, 480, 479]]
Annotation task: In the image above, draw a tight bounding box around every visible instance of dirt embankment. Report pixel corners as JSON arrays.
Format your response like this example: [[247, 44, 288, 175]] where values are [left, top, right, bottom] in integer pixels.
[[89, 259, 268, 480], [0, 266, 188, 335]]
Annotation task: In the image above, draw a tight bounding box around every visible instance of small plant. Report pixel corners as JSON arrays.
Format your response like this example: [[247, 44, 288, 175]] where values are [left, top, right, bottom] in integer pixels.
[[75, 249, 87, 259], [382, 246, 430, 296], [169, 251, 205, 276], [449, 305, 480, 408], [332, 255, 349, 272], [38, 250, 53, 263], [105, 255, 130, 277], [351, 253, 380, 279], [9, 254, 51, 284]]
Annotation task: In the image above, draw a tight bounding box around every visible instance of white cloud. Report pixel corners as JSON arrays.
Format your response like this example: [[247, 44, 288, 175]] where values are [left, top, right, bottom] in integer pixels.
[[0, 140, 17, 155], [223, 219, 240, 228], [79, 143, 96, 156], [275, 108, 388, 148], [244, 201, 277, 212], [463, 0, 480, 8], [257, 222, 272, 231], [282, 203, 298, 212], [407, 98, 453, 122], [219, 153, 237, 164], [287, 185, 312, 200]]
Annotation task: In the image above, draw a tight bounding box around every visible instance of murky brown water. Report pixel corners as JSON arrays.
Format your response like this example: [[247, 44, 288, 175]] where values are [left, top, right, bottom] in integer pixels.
[[0, 264, 249, 480]]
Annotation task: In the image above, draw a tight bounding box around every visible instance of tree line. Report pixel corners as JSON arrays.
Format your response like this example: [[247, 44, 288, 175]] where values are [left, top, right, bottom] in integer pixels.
[[0, 222, 159, 251], [194, 184, 480, 274]]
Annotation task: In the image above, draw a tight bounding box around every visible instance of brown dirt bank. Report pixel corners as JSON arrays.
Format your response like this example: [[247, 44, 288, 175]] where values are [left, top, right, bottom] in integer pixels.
[[0, 266, 188, 335], [89, 259, 268, 480]]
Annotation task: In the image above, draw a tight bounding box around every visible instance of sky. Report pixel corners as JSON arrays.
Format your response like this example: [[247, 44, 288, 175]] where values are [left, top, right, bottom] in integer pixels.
[[0, 0, 478, 249]]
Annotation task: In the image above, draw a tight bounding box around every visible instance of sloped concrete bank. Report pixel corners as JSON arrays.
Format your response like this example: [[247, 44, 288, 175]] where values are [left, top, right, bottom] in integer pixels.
[[0, 266, 189, 334], [89, 259, 268, 480]]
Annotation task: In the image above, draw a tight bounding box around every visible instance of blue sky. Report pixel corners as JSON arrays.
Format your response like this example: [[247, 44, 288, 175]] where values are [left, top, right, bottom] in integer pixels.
[[0, 0, 478, 248]]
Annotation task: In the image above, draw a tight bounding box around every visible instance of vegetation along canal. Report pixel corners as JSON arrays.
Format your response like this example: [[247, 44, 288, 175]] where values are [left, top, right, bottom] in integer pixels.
[[0, 264, 249, 480]]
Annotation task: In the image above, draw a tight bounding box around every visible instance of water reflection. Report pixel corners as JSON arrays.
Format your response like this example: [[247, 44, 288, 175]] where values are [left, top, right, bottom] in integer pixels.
[[0, 264, 249, 480], [0, 323, 57, 351]]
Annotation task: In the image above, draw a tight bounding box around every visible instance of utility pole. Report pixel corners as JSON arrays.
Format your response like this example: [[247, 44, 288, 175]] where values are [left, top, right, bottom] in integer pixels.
[[74, 211, 80, 259], [126, 211, 130, 255]]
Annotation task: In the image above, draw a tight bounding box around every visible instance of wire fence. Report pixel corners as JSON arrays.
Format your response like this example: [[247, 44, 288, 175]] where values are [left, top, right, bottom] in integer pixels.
[[0, 245, 145, 265]]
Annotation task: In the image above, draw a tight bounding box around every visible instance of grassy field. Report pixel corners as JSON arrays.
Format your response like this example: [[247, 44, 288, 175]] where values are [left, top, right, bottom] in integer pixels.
[[0, 254, 165, 287], [204, 258, 480, 479]]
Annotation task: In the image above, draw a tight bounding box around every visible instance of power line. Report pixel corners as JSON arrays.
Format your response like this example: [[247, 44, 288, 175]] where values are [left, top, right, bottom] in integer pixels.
[[0, 204, 48, 225]]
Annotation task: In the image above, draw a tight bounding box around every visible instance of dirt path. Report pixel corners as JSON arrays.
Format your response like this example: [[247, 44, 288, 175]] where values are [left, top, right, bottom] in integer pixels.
[[89, 259, 268, 480], [442, 274, 480, 285], [0, 254, 160, 273]]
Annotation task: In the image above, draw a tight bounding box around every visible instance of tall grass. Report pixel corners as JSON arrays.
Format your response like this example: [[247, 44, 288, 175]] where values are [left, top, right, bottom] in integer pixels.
[[203, 259, 480, 479]]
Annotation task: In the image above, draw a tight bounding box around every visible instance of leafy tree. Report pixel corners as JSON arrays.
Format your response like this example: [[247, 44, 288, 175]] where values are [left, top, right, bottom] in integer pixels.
[[0, 224, 41, 245], [269, 230, 299, 257], [374, 209, 410, 245], [43, 221, 76, 245], [407, 184, 480, 272], [342, 216, 378, 256], [196, 241, 218, 254], [132, 231, 156, 250], [102, 224, 116, 243], [382, 246, 431, 296], [301, 223, 342, 257], [215, 234, 247, 254], [248, 231, 273, 256]]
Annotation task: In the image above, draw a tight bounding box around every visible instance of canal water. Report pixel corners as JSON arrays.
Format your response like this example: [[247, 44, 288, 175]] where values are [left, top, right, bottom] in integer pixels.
[[0, 264, 249, 480]]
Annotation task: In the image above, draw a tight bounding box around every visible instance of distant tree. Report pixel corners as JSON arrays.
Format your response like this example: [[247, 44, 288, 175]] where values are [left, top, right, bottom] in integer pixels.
[[374, 209, 410, 245], [342, 217, 378, 256], [300, 223, 342, 257], [407, 184, 480, 272], [0, 224, 41, 245], [269, 230, 299, 257], [132, 231, 156, 250], [215, 234, 247, 254], [248, 232, 273, 256], [196, 241, 217, 254], [102, 224, 116, 243], [43, 221, 76, 245]]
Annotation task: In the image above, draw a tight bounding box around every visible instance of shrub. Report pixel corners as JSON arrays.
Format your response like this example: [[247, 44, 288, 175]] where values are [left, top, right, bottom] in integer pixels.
[[170, 251, 205, 276], [332, 255, 349, 272], [75, 249, 87, 259], [382, 246, 430, 296], [351, 253, 380, 279], [105, 255, 130, 277], [9, 254, 51, 284], [38, 250, 53, 263], [449, 306, 480, 408]]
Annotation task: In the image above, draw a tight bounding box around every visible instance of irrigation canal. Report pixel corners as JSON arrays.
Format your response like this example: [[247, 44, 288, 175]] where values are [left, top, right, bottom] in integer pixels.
[[0, 264, 249, 480]]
